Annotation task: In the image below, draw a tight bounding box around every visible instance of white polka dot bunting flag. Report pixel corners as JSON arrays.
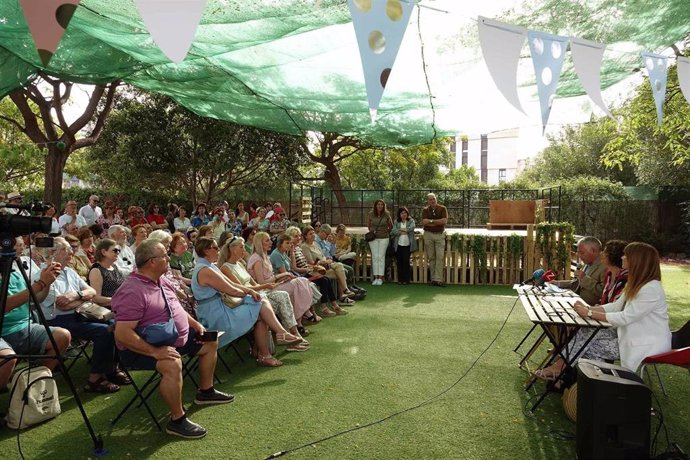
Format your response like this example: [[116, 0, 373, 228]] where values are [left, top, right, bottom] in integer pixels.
[[641, 52, 668, 127], [527, 30, 569, 133], [19, 0, 81, 66], [347, 0, 416, 123]]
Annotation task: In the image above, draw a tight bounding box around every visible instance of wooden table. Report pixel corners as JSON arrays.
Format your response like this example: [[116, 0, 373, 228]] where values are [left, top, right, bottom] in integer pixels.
[[513, 284, 611, 411]]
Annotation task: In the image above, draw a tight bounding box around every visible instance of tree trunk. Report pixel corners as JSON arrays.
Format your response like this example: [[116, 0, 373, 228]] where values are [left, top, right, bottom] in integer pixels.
[[323, 162, 348, 223], [44, 146, 70, 205]]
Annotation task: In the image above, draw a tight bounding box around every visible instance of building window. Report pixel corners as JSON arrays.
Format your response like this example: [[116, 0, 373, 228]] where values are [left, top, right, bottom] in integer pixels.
[[498, 169, 506, 182]]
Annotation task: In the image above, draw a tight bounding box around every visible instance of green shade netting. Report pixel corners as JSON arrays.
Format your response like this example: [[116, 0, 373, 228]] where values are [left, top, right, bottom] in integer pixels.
[[0, 0, 688, 146]]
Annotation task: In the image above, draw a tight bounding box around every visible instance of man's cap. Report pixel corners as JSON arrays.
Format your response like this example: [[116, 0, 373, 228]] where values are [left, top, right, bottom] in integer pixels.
[[7, 191, 22, 200]]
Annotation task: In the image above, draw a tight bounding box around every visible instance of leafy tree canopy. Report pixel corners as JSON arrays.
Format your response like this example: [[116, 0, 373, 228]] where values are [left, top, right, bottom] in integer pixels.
[[338, 138, 480, 190], [87, 91, 308, 205], [0, 97, 45, 189]]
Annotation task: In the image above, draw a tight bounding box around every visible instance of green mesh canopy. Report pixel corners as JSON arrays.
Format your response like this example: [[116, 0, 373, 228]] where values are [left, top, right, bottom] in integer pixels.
[[0, 0, 688, 146]]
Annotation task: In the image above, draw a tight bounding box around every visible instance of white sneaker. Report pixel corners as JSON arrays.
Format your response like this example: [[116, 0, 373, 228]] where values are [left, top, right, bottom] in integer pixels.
[[371, 279, 378, 286]]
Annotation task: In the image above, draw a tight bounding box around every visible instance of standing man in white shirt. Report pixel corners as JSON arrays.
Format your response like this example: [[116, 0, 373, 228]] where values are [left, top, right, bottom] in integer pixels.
[[79, 195, 103, 226]]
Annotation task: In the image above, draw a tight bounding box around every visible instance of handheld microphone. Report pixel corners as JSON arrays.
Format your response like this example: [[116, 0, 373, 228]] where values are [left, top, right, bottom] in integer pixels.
[[521, 268, 545, 286]]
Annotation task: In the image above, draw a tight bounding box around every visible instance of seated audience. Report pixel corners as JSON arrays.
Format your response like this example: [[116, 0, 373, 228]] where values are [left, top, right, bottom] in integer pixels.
[[96, 199, 122, 230], [169, 232, 195, 285], [88, 238, 126, 307], [247, 207, 270, 232], [130, 224, 149, 253], [59, 200, 86, 236], [147, 203, 168, 230], [572, 242, 671, 372], [316, 224, 361, 292], [554, 236, 606, 305], [147, 230, 197, 316], [534, 240, 628, 382], [197, 224, 213, 240], [285, 226, 346, 318], [89, 223, 105, 244], [247, 233, 314, 330], [209, 207, 227, 241], [166, 203, 179, 233], [227, 211, 243, 237], [334, 224, 356, 266], [43, 202, 61, 235], [301, 225, 355, 305], [1, 262, 69, 390], [64, 234, 91, 280], [242, 227, 257, 263], [220, 236, 310, 353], [109, 225, 136, 276], [112, 239, 233, 439], [174, 207, 192, 233], [191, 203, 210, 228], [41, 237, 128, 393], [127, 206, 147, 227], [192, 238, 302, 366], [235, 201, 249, 228], [76, 227, 96, 265]]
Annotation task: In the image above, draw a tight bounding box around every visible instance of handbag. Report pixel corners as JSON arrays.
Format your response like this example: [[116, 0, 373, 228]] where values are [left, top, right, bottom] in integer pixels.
[[136, 286, 179, 347], [75, 301, 114, 323], [221, 293, 244, 308], [364, 231, 376, 242]]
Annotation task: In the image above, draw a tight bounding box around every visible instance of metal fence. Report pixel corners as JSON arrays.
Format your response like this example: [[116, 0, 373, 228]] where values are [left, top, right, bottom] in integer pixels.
[[300, 186, 561, 228]]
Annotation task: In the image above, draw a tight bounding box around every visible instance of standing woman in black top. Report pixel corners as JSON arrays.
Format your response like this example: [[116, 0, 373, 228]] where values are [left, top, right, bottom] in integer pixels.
[[88, 238, 126, 307], [367, 199, 393, 286]]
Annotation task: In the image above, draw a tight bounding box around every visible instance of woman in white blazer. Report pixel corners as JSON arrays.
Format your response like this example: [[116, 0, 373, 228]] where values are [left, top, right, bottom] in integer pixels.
[[573, 242, 671, 372]]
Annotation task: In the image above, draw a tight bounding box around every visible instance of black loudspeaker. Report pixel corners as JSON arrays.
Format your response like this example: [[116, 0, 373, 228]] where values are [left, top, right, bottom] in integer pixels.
[[576, 359, 651, 460]]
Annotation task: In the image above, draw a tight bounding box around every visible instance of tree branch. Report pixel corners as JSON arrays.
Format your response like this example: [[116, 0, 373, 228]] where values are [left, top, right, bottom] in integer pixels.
[[8, 91, 48, 144]]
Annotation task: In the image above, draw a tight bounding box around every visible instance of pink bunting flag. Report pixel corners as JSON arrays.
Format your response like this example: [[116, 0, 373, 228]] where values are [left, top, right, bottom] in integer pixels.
[[20, 0, 81, 67]]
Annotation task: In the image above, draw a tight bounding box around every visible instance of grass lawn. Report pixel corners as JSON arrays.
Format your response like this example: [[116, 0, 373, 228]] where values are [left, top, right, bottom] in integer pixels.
[[1, 264, 688, 459]]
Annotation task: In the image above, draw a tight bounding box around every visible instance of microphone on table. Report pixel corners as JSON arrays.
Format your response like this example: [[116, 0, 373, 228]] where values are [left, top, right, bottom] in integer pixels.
[[542, 270, 556, 283], [521, 268, 545, 286]]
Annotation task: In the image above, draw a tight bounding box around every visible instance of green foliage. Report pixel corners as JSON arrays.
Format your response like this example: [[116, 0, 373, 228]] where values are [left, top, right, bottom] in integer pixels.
[[535, 222, 575, 274], [471, 235, 487, 280], [0, 97, 45, 189], [519, 117, 637, 185], [87, 91, 307, 205], [602, 65, 690, 185], [339, 138, 480, 190], [508, 234, 523, 261]]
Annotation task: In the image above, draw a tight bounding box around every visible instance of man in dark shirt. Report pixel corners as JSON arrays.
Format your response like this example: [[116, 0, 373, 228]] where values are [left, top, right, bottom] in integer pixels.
[[421, 193, 448, 286]]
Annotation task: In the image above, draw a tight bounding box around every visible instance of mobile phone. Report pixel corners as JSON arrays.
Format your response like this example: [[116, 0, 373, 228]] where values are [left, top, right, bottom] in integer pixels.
[[198, 330, 218, 341]]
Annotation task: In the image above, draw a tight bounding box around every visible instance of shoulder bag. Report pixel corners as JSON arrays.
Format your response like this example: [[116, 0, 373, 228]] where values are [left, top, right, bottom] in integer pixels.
[[136, 286, 179, 347]]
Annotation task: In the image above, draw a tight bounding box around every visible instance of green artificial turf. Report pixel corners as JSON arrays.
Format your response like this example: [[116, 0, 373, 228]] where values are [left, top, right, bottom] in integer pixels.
[[1, 265, 688, 459]]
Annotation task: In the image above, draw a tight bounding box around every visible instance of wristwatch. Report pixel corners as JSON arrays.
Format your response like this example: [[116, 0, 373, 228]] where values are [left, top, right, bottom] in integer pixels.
[[77, 291, 84, 300]]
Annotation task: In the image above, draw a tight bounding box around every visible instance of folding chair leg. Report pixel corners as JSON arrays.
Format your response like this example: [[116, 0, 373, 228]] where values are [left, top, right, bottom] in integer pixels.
[[113, 369, 163, 431], [652, 364, 667, 396]]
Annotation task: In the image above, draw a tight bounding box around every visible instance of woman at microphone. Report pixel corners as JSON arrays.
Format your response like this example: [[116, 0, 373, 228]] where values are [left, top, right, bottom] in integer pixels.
[[533, 240, 632, 381]]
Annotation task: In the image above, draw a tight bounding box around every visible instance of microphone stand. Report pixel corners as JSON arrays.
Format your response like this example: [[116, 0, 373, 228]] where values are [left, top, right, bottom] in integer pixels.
[[0, 236, 104, 455]]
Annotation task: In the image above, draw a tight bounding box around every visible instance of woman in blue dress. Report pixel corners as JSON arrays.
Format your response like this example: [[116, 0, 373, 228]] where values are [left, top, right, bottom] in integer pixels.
[[192, 237, 302, 367]]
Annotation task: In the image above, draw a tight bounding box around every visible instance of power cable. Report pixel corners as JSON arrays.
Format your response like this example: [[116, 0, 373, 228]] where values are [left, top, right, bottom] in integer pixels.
[[264, 295, 521, 459]]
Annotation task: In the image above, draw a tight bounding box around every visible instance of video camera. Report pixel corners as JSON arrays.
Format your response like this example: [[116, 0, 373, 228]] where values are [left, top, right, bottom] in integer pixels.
[[0, 202, 53, 251]]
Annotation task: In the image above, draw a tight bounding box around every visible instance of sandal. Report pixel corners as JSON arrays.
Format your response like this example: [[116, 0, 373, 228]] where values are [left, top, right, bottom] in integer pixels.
[[333, 305, 348, 316], [84, 377, 120, 394], [275, 332, 303, 346], [338, 297, 355, 305], [319, 306, 336, 317], [256, 355, 283, 367], [297, 325, 310, 337], [342, 290, 356, 297], [107, 370, 132, 386], [532, 368, 559, 381], [286, 343, 310, 352]]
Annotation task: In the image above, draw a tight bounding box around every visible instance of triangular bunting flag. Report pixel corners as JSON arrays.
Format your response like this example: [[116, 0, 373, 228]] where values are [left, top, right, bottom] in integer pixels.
[[676, 57, 690, 107], [19, 0, 81, 67], [641, 52, 668, 127], [348, 0, 415, 123], [135, 0, 208, 63], [527, 30, 569, 132], [570, 37, 613, 119], [478, 16, 527, 115]]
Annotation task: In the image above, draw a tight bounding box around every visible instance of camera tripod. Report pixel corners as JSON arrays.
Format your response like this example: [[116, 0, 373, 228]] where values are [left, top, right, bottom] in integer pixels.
[[0, 235, 104, 455]]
